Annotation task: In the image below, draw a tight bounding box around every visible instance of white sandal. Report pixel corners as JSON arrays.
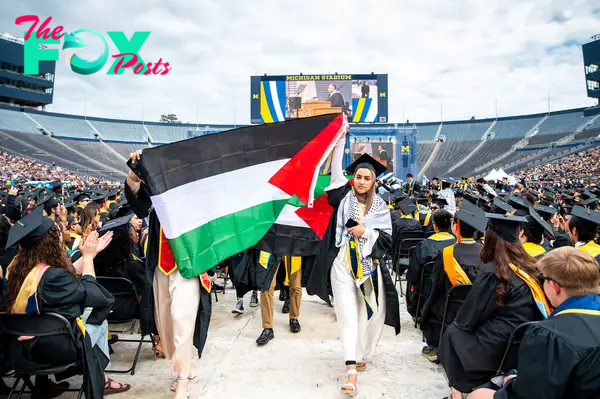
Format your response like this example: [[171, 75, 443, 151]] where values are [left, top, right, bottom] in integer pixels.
[[341, 368, 357, 396], [173, 377, 189, 399], [171, 374, 196, 392]]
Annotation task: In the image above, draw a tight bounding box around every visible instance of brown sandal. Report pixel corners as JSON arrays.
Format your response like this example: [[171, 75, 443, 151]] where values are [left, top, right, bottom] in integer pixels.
[[152, 335, 165, 360], [104, 377, 131, 395]]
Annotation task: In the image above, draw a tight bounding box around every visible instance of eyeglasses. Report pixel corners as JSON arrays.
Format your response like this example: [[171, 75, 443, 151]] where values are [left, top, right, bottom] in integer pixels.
[[537, 272, 560, 286]]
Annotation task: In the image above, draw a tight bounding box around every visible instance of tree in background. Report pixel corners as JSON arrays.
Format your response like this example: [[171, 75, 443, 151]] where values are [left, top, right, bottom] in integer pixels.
[[160, 113, 181, 123]]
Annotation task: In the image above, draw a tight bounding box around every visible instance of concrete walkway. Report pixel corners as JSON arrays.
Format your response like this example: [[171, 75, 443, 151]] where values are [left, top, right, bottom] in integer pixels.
[[7, 280, 449, 398]]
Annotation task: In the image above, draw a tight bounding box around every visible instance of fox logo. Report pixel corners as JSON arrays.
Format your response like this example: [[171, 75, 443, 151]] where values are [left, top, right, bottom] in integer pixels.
[[62, 30, 108, 75]]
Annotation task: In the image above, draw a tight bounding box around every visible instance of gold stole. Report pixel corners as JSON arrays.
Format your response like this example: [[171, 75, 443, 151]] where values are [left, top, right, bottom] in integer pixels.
[[508, 263, 552, 318], [523, 242, 546, 258], [442, 245, 472, 286]]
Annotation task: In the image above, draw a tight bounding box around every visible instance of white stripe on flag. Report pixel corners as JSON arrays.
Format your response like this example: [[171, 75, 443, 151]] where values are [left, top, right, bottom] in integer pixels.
[[150, 159, 291, 239], [273, 204, 310, 228], [269, 81, 285, 122]]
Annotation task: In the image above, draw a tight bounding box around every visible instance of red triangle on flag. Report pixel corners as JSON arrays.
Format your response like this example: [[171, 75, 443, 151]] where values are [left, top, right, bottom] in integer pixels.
[[295, 194, 334, 239], [268, 114, 344, 208]]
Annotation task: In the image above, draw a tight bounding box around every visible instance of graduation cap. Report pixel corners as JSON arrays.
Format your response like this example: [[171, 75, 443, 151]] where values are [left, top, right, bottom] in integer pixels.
[[533, 204, 557, 220], [456, 201, 487, 233], [570, 205, 600, 228], [73, 193, 91, 204], [35, 194, 58, 210], [5, 207, 55, 249], [50, 181, 62, 190], [66, 215, 78, 228], [580, 190, 596, 200], [492, 198, 514, 214], [97, 213, 134, 234], [463, 191, 485, 205], [582, 197, 600, 209], [526, 207, 555, 239], [506, 195, 530, 216], [414, 196, 430, 207], [345, 154, 387, 178], [431, 197, 448, 208], [485, 213, 528, 244], [397, 198, 416, 215], [91, 191, 108, 203]]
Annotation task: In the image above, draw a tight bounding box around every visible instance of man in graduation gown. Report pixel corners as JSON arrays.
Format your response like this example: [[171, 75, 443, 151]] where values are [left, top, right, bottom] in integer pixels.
[[568, 206, 600, 264], [419, 201, 485, 362], [519, 207, 555, 259], [470, 247, 600, 399], [391, 197, 423, 267], [406, 209, 456, 318], [124, 151, 211, 397]]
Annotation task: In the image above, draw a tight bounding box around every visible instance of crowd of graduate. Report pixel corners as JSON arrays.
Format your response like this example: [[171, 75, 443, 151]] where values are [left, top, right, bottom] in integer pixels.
[[0, 151, 109, 185], [1, 139, 600, 398], [390, 174, 600, 398], [513, 147, 600, 182]]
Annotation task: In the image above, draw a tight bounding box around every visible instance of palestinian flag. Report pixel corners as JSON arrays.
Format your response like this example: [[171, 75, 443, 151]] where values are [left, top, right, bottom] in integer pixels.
[[257, 174, 347, 256], [134, 114, 345, 278]]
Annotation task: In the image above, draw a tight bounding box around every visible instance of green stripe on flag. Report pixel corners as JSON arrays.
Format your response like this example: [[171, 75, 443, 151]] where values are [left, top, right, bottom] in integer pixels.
[[168, 199, 289, 278]]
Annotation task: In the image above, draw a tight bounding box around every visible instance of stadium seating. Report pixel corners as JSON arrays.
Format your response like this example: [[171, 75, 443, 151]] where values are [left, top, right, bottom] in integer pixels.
[[426, 141, 481, 178], [26, 112, 96, 139], [490, 115, 541, 139], [537, 110, 592, 135], [0, 107, 39, 134], [1, 105, 600, 181], [440, 120, 492, 142], [89, 119, 148, 142]]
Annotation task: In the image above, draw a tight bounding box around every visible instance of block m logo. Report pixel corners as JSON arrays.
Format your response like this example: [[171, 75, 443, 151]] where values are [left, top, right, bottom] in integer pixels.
[[401, 145, 410, 153]]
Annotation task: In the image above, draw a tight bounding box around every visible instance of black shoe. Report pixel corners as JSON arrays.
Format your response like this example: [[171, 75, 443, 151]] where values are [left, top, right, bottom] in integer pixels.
[[249, 290, 259, 308], [213, 282, 224, 292], [33, 379, 70, 399], [256, 328, 274, 345], [282, 298, 290, 314], [279, 288, 289, 301], [289, 318, 301, 333]]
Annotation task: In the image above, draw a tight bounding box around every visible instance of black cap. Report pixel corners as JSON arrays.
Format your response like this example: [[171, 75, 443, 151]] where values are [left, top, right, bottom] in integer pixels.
[[526, 207, 555, 239], [50, 181, 62, 190], [397, 198, 416, 215], [492, 198, 514, 214], [97, 214, 134, 233], [582, 197, 600, 210], [36, 194, 58, 210], [581, 190, 596, 200], [570, 205, 600, 227], [485, 213, 528, 244], [73, 193, 91, 203], [66, 215, 77, 228], [455, 201, 487, 233], [507, 195, 530, 216], [5, 207, 55, 249], [345, 154, 387, 178], [432, 197, 448, 207], [463, 191, 485, 205], [533, 204, 557, 220]]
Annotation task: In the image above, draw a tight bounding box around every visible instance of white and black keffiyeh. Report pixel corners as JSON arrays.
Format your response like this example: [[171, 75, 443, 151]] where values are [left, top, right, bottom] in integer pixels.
[[335, 189, 392, 277]]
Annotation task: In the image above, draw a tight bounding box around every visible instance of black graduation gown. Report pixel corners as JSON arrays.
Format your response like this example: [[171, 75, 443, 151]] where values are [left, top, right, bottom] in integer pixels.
[[437, 263, 543, 392], [96, 257, 146, 321], [552, 230, 573, 249], [406, 234, 456, 317], [494, 311, 600, 399], [230, 247, 282, 297], [124, 182, 212, 358], [306, 183, 401, 334], [7, 268, 114, 399], [420, 242, 481, 345]]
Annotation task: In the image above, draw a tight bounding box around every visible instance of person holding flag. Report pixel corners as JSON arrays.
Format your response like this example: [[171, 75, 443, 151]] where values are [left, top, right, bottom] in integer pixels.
[[307, 129, 400, 396]]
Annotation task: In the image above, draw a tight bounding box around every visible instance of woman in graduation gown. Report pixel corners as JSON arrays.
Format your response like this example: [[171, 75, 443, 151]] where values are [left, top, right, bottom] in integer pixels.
[[438, 212, 550, 398], [307, 128, 400, 396], [4, 208, 130, 398]]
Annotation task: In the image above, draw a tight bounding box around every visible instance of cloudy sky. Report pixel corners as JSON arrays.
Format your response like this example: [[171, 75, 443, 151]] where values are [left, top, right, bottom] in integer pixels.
[[2, 0, 599, 124]]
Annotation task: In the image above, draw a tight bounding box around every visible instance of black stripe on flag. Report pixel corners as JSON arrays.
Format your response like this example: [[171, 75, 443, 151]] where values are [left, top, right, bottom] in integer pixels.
[[135, 114, 340, 195], [257, 224, 322, 257]]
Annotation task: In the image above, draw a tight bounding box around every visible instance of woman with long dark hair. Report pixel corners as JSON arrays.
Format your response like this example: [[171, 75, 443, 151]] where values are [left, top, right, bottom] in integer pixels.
[[80, 202, 101, 232], [5, 208, 131, 397], [307, 126, 400, 396], [438, 214, 551, 398]]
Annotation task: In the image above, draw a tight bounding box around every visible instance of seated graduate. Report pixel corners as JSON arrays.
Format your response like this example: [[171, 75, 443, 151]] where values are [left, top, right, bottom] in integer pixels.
[[423, 197, 447, 236], [4, 207, 130, 397], [65, 214, 82, 256], [533, 203, 559, 251], [568, 205, 600, 263], [391, 197, 423, 266], [420, 201, 486, 362], [470, 247, 600, 399], [438, 212, 551, 398], [414, 196, 433, 230], [307, 129, 400, 396], [93, 213, 147, 321], [406, 209, 456, 318], [520, 207, 555, 259]]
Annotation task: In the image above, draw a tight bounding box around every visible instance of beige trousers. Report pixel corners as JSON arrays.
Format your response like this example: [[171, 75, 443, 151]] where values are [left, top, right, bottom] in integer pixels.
[[260, 258, 302, 328], [153, 268, 200, 378]]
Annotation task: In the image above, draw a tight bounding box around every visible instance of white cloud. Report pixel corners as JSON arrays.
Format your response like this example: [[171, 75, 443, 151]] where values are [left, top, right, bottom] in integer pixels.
[[1, 0, 599, 124]]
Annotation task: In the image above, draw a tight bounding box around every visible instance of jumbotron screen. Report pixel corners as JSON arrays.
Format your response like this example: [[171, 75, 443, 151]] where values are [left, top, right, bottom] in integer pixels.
[[250, 73, 388, 124]]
